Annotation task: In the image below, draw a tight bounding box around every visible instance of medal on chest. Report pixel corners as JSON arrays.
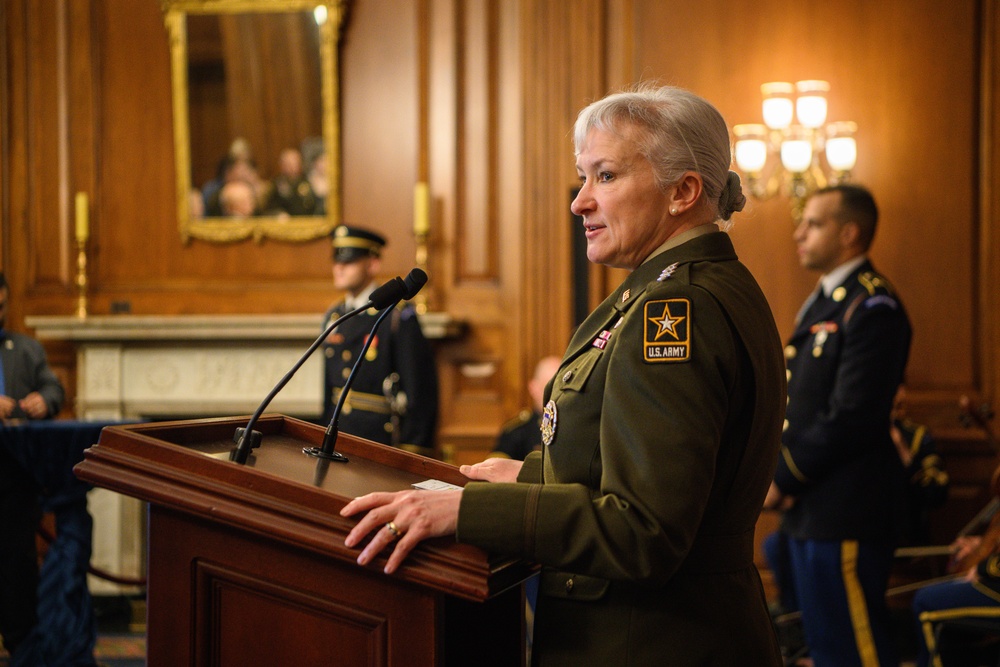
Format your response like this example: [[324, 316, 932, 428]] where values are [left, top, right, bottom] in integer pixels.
[[541, 400, 558, 446], [809, 322, 838, 357]]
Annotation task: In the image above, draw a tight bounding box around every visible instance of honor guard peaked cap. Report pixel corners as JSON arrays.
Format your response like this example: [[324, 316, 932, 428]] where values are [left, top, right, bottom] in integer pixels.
[[330, 225, 387, 263]]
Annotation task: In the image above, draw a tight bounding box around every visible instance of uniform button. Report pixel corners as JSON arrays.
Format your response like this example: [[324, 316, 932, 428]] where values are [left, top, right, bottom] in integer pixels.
[[342, 402, 352, 415], [342, 350, 352, 362], [342, 368, 351, 379], [786, 369, 791, 381], [324, 348, 334, 358], [782, 419, 789, 432], [784, 345, 796, 359], [565, 577, 574, 593], [384, 422, 394, 433], [563, 371, 574, 382]]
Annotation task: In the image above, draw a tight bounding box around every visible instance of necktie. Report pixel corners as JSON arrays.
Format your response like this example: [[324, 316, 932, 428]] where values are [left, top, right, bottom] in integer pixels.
[[796, 288, 829, 326]]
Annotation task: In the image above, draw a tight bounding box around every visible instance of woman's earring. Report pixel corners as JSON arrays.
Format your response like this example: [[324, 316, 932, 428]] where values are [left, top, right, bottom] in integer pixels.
[[670, 207, 678, 216]]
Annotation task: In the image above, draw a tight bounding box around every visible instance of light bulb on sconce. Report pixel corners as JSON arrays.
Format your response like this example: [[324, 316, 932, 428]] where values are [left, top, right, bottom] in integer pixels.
[[733, 80, 857, 219]]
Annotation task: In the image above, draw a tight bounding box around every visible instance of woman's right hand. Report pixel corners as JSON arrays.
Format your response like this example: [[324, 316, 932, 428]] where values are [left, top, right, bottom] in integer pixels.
[[460, 457, 523, 483]]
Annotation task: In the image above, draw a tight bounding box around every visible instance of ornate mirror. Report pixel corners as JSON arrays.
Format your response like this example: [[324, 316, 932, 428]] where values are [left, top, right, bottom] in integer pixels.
[[162, 0, 347, 243]]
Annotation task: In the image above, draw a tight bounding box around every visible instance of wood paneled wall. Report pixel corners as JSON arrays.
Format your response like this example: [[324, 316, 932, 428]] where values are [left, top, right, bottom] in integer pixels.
[[1, 0, 997, 471]]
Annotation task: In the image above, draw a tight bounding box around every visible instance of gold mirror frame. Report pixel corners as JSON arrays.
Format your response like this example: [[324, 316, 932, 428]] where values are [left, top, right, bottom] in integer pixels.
[[162, 0, 345, 243]]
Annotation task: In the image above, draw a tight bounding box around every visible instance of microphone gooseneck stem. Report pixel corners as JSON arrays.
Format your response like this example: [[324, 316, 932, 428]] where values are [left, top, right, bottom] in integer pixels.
[[309, 302, 398, 461], [230, 303, 371, 464]]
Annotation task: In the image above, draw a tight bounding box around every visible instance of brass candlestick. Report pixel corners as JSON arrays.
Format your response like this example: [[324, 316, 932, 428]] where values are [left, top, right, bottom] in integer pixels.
[[75, 239, 88, 318], [413, 182, 431, 314], [74, 191, 89, 318], [414, 229, 429, 314]]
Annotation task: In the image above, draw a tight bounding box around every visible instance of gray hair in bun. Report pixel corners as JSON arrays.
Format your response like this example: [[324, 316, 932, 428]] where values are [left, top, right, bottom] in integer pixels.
[[574, 84, 745, 228], [718, 170, 747, 223]]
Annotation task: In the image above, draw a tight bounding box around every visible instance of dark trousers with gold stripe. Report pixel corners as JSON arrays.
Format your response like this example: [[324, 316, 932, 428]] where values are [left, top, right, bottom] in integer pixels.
[[912, 577, 1000, 667], [788, 537, 898, 666]]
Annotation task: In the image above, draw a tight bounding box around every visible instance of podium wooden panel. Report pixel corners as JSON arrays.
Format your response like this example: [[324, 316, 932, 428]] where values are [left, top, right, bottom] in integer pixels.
[[74, 415, 533, 666]]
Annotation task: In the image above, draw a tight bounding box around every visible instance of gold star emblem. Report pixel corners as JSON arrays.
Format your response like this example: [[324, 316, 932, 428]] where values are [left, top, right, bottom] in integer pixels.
[[650, 307, 684, 340]]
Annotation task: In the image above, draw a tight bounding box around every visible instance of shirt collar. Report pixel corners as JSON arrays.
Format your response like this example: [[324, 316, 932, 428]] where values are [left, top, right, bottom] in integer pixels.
[[642, 223, 719, 266], [345, 281, 378, 311], [820, 255, 867, 297]]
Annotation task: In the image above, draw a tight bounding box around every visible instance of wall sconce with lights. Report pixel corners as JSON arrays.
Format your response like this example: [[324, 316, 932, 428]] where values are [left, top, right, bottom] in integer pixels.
[[733, 80, 857, 219]]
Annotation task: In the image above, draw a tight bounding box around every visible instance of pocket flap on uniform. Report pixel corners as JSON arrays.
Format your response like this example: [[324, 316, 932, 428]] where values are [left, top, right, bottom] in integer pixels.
[[554, 350, 601, 394], [540, 570, 610, 601]]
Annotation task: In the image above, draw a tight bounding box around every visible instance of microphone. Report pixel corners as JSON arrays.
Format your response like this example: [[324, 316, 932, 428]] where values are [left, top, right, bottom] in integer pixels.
[[401, 267, 428, 300], [229, 272, 416, 464], [304, 268, 428, 461]]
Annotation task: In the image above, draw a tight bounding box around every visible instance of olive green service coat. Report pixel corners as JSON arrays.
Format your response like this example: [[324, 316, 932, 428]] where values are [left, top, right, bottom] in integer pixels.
[[458, 231, 786, 665]]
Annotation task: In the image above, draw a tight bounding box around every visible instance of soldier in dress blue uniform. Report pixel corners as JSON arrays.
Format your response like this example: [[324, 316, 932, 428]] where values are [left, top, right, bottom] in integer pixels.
[[321, 225, 438, 455], [766, 184, 913, 667]]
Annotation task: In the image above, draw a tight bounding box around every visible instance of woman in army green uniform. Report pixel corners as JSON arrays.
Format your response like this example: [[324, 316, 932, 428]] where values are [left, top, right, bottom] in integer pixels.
[[342, 84, 786, 666]]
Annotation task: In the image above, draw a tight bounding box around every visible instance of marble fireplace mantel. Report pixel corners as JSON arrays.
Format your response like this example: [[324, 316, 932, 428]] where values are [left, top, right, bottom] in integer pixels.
[[27, 313, 463, 421], [27, 314, 329, 420]]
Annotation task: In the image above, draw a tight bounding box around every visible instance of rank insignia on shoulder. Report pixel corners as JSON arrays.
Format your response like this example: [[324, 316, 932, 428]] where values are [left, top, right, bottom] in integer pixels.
[[643, 298, 690, 363], [859, 271, 896, 296], [657, 262, 679, 282]]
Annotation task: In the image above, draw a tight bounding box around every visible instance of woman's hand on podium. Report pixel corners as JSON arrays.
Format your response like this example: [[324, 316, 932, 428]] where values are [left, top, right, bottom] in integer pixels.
[[341, 488, 462, 574], [460, 457, 523, 483]]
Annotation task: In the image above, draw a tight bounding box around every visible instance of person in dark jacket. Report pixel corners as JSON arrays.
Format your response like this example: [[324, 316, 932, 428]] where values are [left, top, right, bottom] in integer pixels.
[[0, 272, 65, 660], [341, 84, 786, 666], [321, 225, 439, 455], [765, 184, 912, 667]]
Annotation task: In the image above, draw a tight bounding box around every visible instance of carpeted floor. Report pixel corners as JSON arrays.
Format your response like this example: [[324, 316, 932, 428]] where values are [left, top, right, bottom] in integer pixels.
[[92, 595, 146, 667], [0, 595, 146, 667], [94, 634, 146, 666], [0, 639, 145, 667], [0, 634, 145, 667]]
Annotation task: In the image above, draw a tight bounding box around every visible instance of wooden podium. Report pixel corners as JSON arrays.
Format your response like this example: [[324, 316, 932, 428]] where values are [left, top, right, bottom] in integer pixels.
[[74, 415, 533, 666]]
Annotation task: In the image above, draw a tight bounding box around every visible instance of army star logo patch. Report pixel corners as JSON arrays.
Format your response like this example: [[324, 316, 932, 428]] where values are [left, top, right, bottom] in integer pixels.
[[643, 298, 691, 362]]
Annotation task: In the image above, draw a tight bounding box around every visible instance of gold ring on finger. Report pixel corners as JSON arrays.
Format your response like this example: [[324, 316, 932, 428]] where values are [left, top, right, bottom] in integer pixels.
[[386, 521, 401, 538]]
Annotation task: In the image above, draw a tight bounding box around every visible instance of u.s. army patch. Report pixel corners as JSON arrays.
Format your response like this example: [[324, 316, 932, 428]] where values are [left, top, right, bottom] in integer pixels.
[[643, 298, 691, 362]]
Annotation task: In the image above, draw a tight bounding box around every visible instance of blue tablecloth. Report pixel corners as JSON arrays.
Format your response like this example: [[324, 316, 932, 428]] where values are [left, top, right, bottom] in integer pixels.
[[0, 420, 123, 667]]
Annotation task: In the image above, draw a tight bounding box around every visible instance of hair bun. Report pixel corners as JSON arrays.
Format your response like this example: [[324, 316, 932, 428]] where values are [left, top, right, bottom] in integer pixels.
[[718, 170, 747, 220]]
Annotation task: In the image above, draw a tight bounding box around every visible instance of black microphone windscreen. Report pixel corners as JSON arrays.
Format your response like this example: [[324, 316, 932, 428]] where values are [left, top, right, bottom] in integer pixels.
[[402, 268, 428, 300], [368, 276, 407, 309]]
